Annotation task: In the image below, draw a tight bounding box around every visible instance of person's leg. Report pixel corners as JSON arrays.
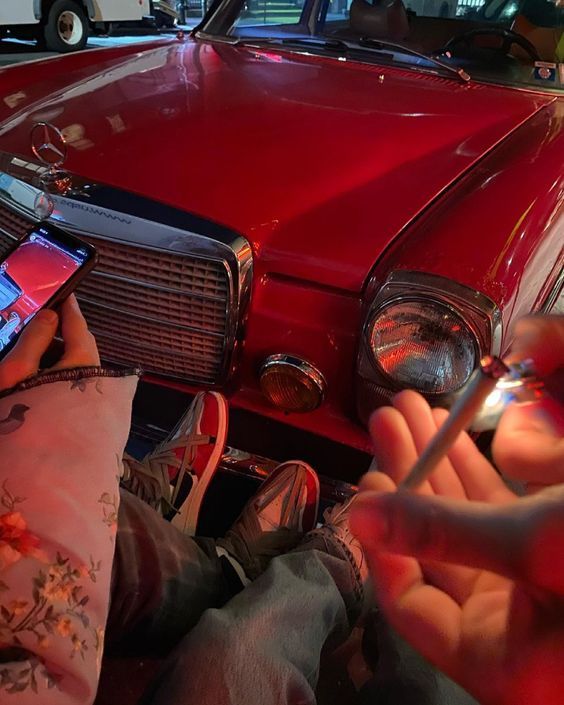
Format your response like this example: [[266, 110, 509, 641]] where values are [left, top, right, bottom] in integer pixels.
[[142, 499, 364, 705], [108, 458, 321, 658], [106, 489, 239, 656]]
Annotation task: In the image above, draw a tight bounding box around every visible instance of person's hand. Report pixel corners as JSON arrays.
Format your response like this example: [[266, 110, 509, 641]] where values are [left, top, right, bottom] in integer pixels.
[[494, 315, 564, 491], [350, 390, 564, 705], [0, 295, 99, 392]]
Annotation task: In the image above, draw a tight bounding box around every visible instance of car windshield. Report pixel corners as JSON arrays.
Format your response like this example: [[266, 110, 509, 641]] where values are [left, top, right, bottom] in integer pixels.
[[201, 0, 563, 90]]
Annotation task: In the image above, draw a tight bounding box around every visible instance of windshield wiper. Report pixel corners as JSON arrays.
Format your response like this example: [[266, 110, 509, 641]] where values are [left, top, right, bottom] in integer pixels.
[[236, 35, 471, 83], [358, 37, 471, 82], [235, 36, 354, 53]]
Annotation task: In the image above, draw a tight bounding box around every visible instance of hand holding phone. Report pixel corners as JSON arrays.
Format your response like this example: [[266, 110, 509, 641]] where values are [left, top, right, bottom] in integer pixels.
[[0, 295, 99, 392], [0, 222, 97, 360]]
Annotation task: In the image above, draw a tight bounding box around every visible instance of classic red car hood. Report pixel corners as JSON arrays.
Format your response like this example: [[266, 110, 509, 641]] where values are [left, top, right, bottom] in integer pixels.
[[0, 40, 552, 291]]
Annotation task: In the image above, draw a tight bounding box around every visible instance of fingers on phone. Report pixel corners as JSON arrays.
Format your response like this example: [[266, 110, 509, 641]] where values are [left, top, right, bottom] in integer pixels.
[[0, 309, 59, 390], [51, 296, 100, 369]]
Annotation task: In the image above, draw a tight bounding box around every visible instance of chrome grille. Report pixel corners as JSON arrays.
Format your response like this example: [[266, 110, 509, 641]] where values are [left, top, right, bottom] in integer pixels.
[[0, 206, 30, 242], [0, 204, 231, 385], [78, 274, 227, 331]]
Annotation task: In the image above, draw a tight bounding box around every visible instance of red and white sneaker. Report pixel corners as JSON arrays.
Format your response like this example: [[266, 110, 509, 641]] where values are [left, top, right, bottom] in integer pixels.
[[121, 391, 228, 535], [217, 460, 320, 580]]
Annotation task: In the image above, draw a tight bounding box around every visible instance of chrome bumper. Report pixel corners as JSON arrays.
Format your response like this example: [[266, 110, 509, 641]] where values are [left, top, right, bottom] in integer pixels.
[[220, 446, 357, 504]]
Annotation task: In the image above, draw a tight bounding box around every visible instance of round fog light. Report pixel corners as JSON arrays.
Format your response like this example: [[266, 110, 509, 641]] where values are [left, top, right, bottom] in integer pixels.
[[260, 355, 326, 412]]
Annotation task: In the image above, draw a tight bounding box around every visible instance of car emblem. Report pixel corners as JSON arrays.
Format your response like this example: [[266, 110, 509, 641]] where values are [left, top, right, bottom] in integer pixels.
[[31, 122, 67, 167]]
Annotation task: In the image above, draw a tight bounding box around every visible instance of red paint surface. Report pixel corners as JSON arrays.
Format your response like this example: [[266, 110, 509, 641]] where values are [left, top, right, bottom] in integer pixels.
[[0, 39, 562, 449], [371, 100, 564, 338], [0, 39, 553, 296]]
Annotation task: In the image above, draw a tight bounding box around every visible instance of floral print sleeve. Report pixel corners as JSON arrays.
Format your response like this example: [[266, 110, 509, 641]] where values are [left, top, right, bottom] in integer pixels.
[[0, 372, 138, 704]]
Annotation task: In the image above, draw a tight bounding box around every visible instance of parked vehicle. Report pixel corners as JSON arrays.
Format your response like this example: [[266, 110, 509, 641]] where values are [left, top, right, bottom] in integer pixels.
[[0, 0, 152, 53], [176, 0, 207, 24], [0, 0, 561, 491], [152, 0, 180, 27]]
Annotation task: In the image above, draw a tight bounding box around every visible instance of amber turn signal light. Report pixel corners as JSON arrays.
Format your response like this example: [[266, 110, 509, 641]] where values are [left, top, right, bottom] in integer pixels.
[[259, 355, 326, 413]]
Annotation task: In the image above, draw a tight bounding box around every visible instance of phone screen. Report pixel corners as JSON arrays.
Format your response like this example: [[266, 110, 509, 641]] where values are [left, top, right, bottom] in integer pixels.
[[0, 224, 93, 354]]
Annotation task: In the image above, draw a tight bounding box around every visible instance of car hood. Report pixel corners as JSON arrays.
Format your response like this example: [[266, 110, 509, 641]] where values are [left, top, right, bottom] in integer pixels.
[[0, 40, 553, 292]]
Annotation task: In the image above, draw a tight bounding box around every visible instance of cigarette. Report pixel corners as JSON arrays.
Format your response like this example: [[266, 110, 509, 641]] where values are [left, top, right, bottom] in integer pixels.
[[399, 355, 510, 492]]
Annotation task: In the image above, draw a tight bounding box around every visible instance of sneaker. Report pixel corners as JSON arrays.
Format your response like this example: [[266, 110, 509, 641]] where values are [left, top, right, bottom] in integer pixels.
[[121, 391, 228, 535], [217, 460, 320, 580], [316, 494, 367, 585]]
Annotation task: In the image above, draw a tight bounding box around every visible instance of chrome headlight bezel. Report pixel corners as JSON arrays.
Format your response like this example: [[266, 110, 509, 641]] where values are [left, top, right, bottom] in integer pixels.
[[357, 271, 502, 414]]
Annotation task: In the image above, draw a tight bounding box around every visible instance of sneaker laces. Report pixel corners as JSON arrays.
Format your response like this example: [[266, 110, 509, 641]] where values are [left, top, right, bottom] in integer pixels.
[[321, 494, 356, 531], [253, 465, 307, 530], [160, 433, 215, 509], [310, 495, 366, 599], [121, 451, 178, 513], [219, 466, 310, 579], [157, 393, 203, 448], [122, 419, 215, 516]]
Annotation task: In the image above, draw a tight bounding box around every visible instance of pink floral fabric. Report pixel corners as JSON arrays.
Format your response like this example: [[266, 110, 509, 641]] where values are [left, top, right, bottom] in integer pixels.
[[0, 373, 138, 703]]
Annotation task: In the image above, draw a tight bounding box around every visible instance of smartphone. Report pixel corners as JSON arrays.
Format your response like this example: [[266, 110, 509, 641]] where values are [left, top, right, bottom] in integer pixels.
[[0, 221, 97, 360]]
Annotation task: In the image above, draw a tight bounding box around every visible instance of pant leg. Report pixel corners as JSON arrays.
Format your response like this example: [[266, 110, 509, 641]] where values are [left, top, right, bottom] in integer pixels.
[[107, 489, 239, 655], [360, 612, 479, 705], [142, 532, 362, 705]]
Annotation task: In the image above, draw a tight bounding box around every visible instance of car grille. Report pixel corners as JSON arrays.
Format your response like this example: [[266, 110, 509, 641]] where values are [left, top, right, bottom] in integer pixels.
[[0, 204, 230, 385]]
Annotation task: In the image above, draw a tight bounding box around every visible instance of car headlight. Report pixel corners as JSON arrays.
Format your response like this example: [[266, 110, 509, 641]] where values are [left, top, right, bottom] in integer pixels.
[[368, 299, 478, 394], [356, 271, 502, 421]]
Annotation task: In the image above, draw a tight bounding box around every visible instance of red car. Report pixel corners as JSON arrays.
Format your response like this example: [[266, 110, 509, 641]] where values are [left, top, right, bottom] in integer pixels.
[[0, 0, 561, 490]]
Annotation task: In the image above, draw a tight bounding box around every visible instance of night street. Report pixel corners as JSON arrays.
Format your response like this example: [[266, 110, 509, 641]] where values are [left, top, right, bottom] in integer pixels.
[[0, 28, 198, 67]]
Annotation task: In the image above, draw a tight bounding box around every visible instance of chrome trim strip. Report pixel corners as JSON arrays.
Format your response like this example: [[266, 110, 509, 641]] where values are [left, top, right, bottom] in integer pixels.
[[196, 31, 240, 45], [541, 267, 564, 313], [0, 150, 253, 386], [0, 227, 17, 242], [220, 447, 356, 504], [0, 152, 244, 246]]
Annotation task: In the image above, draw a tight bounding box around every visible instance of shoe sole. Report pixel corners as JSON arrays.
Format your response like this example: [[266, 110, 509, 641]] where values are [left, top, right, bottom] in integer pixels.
[[171, 391, 229, 535]]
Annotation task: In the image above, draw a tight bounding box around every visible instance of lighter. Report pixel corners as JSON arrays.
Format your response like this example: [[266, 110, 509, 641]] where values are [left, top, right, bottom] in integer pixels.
[[398, 355, 537, 492], [470, 359, 545, 432]]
